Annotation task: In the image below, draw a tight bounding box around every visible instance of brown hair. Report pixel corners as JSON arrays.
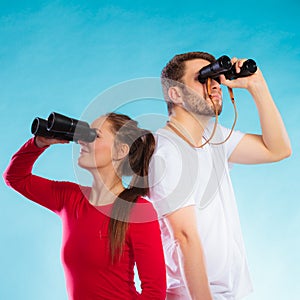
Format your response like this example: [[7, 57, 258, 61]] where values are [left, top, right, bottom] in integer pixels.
[[105, 113, 155, 262], [161, 51, 216, 115]]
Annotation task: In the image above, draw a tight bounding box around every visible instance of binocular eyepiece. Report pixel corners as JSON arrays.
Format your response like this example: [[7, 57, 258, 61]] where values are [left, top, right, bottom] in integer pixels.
[[198, 55, 257, 83], [31, 112, 97, 143]]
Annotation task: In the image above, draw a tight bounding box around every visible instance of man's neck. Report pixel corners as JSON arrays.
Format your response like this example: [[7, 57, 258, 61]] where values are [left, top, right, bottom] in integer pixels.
[[167, 107, 211, 147]]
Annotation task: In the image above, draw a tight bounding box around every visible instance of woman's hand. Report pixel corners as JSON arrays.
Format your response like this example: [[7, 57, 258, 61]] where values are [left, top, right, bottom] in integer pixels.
[[34, 136, 69, 148]]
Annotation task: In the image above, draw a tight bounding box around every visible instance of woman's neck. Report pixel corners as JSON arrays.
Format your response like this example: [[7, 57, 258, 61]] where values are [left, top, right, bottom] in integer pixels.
[[89, 169, 124, 206]]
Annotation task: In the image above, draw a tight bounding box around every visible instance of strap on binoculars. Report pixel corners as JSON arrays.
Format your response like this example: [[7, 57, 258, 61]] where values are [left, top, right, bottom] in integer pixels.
[[206, 78, 238, 146]]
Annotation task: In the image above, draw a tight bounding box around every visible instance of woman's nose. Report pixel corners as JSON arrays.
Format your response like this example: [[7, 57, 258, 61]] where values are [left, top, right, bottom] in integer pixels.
[[78, 140, 87, 146]]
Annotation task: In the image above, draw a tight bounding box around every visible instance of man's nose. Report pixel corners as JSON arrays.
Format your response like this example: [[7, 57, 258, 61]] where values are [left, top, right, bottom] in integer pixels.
[[211, 80, 222, 92]]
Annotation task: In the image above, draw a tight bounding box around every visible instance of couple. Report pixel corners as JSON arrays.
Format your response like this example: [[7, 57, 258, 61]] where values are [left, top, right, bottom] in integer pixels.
[[3, 51, 291, 300]]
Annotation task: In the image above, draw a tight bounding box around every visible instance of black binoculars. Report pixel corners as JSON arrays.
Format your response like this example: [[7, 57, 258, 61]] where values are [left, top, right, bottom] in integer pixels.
[[31, 112, 97, 143], [198, 55, 257, 83]]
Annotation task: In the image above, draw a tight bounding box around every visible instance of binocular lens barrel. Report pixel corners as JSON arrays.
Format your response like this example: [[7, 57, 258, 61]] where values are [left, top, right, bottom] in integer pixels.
[[31, 112, 97, 143], [73, 121, 97, 143], [31, 117, 73, 140], [198, 55, 232, 83], [31, 118, 48, 136], [47, 112, 77, 133], [223, 59, 257, 80], [198, 56, 257, 83]]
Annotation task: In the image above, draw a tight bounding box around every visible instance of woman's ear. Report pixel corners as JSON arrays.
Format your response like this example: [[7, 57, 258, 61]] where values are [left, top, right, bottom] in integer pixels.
[[168, 86, 184, 105], [113, 143, 130, 161]]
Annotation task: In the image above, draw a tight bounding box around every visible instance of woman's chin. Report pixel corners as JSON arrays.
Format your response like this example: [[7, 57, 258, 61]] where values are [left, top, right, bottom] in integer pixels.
[[77, 159, 88, 169], [78, 160, 97, 171]]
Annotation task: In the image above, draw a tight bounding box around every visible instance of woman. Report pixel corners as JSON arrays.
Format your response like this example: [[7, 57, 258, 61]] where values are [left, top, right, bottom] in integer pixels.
[[3, 112, 166, 300]]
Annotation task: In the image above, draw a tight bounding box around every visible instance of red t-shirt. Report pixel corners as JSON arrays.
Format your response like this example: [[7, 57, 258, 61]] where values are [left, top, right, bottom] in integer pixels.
[[3, 138, 166, 300]]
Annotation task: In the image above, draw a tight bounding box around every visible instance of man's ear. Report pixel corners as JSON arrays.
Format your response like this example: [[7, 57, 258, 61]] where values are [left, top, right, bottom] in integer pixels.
[[113, 143, 130, 161], [168, 86, 184, 105]]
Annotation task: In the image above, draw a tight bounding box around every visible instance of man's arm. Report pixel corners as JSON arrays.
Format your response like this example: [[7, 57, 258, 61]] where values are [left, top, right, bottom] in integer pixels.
[[221, 59, 292, 164], [166, 205, 213, 300]]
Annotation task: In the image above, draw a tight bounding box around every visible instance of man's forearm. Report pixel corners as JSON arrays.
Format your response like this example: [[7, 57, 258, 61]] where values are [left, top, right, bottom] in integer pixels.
[[249, 77, 291, 160], [177, 236, 213, 300]]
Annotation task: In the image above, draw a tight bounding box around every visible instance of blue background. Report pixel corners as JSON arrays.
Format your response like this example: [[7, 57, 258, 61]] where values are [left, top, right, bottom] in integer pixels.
[[1, 1, 299, 299]]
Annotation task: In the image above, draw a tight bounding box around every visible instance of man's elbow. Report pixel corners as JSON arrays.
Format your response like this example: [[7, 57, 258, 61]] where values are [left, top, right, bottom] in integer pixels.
[[174, 230, 198, 248], [282, 146, 292, 159], [273, 145, 292, 162]]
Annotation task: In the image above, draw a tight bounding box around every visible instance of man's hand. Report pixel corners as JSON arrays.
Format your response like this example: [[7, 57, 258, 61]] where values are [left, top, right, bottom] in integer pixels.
[[220, 57, 265, 91]]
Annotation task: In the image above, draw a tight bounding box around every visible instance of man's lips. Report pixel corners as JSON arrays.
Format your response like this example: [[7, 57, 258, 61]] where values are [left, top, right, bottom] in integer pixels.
[[210, 93, 222, 100]]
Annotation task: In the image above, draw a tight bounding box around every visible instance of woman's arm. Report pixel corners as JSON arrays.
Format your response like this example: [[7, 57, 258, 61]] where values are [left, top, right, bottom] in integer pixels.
[[129, 201, 166, 299], [3, 137, 69, 213]]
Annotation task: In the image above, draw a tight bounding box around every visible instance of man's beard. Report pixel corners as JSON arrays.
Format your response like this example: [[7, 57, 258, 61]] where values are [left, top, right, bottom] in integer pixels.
[[181, 86, 223, 116]]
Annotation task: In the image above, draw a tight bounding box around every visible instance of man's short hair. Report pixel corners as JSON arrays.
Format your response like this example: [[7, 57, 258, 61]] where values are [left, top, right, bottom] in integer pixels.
[[161, 51, 216, 115]]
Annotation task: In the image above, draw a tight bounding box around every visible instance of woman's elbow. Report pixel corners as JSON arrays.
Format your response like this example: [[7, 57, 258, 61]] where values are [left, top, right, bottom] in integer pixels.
[[3, 170, 13, 187], [3, 169, 25, 191]]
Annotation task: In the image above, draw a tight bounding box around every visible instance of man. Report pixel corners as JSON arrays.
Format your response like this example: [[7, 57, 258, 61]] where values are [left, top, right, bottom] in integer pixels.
[[149, 52, 291, 299]]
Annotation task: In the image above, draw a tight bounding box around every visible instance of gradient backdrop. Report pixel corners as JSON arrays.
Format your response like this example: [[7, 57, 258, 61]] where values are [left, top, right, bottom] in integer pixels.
[[1, 1, 299, 299]]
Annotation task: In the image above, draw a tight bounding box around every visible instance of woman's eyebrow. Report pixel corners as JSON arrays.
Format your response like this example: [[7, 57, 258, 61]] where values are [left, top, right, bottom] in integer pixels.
[[95, 128, 103, 134]]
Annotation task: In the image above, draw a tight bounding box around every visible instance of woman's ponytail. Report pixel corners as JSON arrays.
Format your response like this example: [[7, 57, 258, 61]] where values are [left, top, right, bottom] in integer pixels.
[[104, 113, 156, 262], [128, 129, 155, 196]]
